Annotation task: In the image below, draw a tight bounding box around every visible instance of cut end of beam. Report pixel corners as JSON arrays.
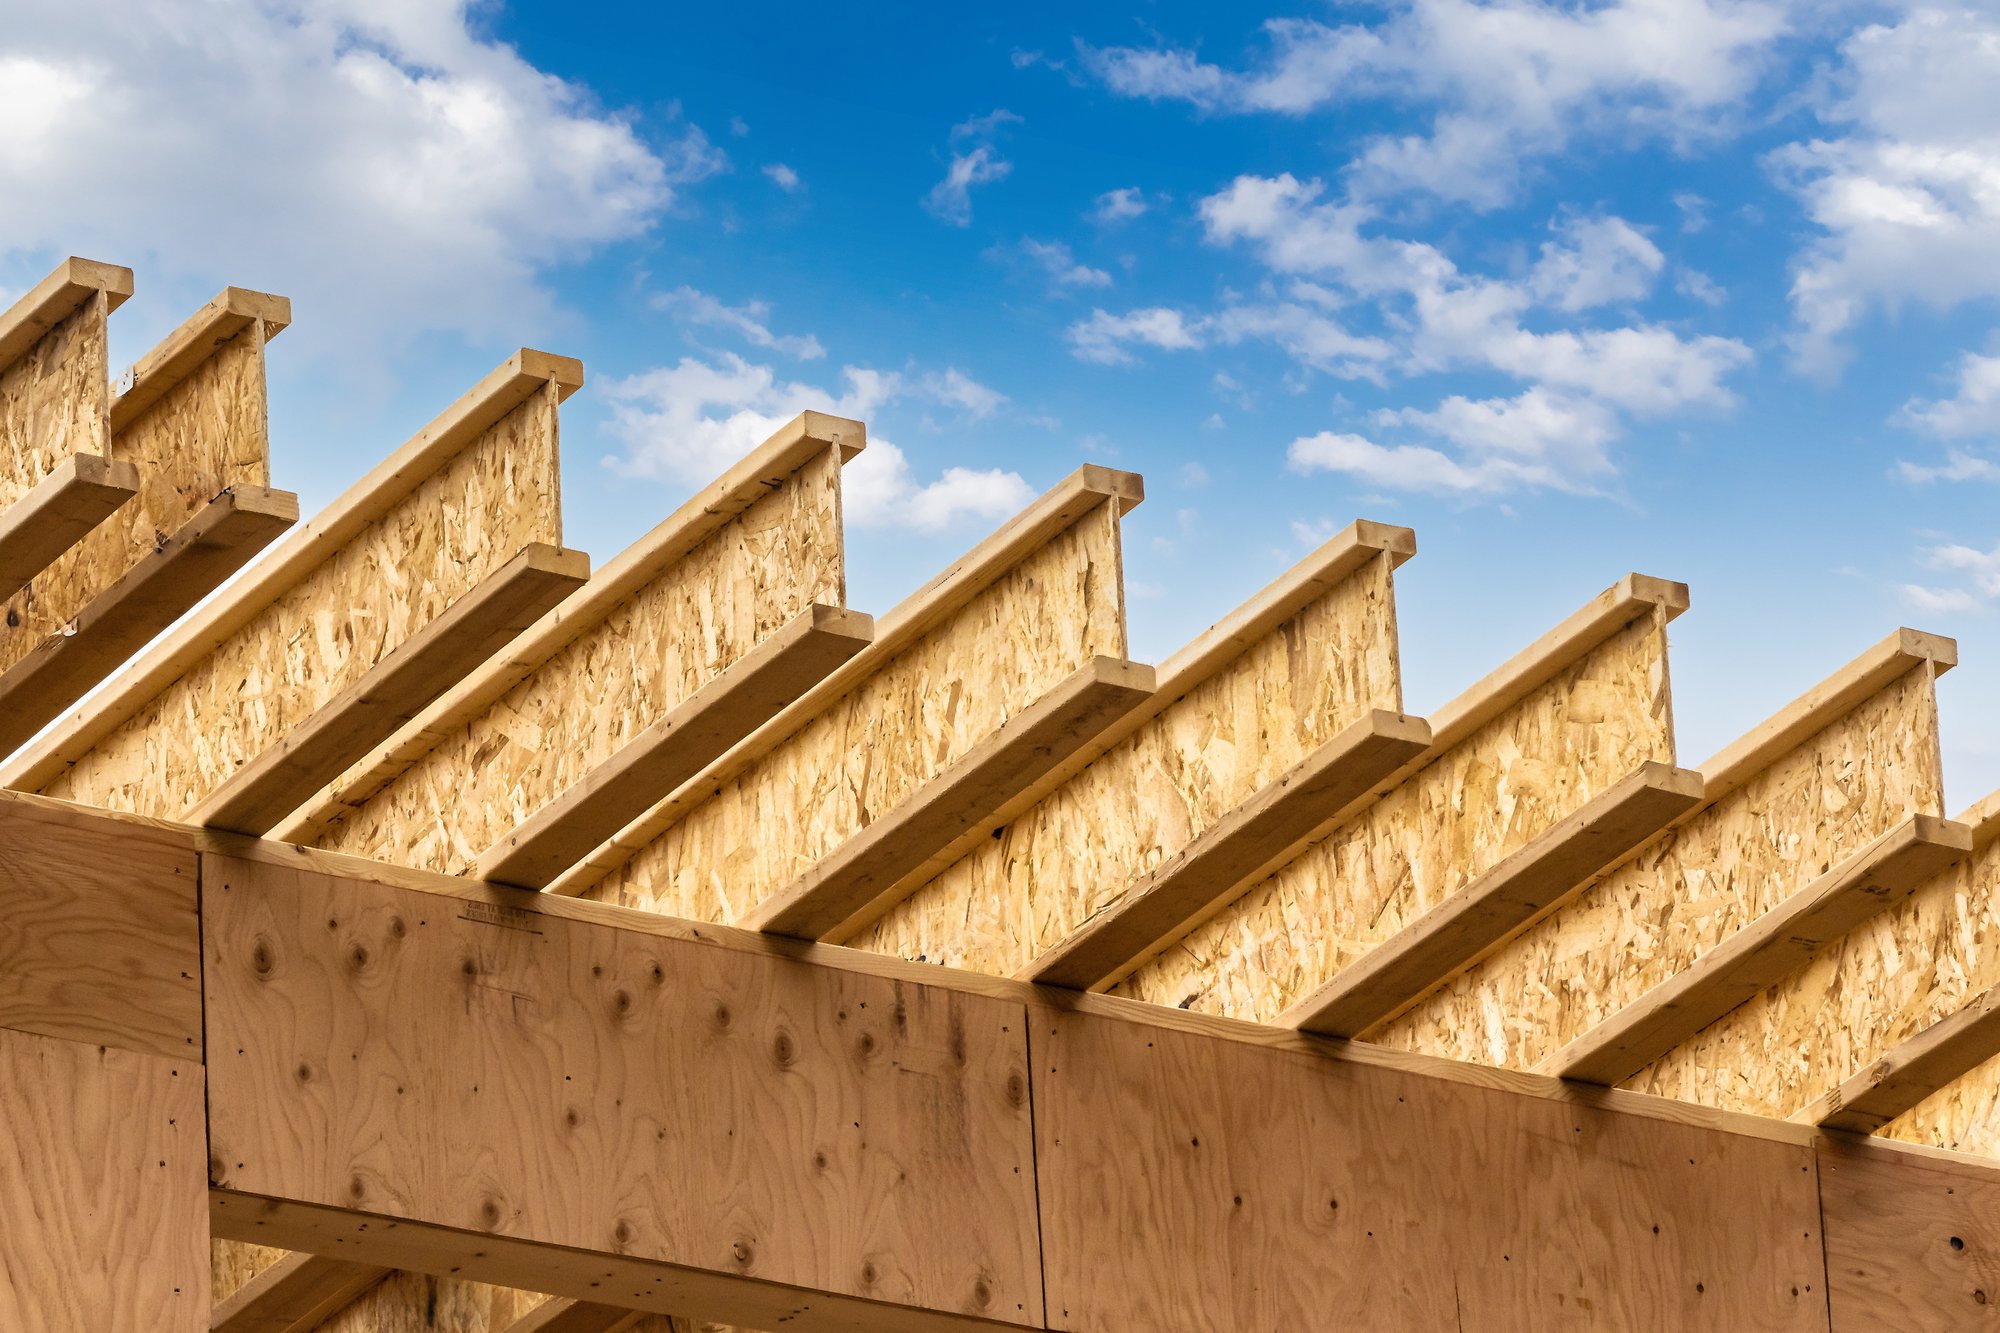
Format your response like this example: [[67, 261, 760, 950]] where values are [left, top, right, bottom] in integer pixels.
[[517, 346, 587, 401], [744, 655, 1159, 942], [187, 542, 590, 835], [111, 286, 293, 430], [1285, 761, 1708, 1039], [1024, 707, 1436, 994], [480, 602, 877, 891], [0, 453, 141, 600], [0, 255, 134, 370]]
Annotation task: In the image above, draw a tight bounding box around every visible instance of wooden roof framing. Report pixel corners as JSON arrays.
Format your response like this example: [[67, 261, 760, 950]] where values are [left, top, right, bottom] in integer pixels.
[[10, 252, 2000, 1331]]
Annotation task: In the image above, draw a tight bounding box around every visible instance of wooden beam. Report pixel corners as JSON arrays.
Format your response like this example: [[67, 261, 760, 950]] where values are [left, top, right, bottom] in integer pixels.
[[0, 451, 140, 599], [186, 542, 589, 835], [1282, 761, 1706, 1038], [1544, 814, 1975, 1086], [0, 485, 299, 757], [478, 603, 875, 890], [209, 1252, 389, 1333], [501, 1298, 646, 1333], [1796, 983, 2000, 1135], [1021, 708, 1434, 992], [744, 655, 1158, 941], [0, 255, 132, 371], [110, 287, 290, 430]]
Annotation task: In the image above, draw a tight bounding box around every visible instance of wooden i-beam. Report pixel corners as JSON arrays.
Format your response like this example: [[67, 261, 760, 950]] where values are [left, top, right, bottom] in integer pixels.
[[208, 1252, 390, 1332]]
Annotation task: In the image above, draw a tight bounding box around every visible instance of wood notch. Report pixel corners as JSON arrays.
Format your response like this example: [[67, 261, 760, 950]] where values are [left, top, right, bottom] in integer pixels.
[[0, 452, 139, 600], [478, 602, 876, 890], [502, 1298, 645, 1333], [0, 485, 298, 756], [209, 1252, 390, 1333], [1026, 707, 1435, 993], [1284, 761, 1706, 1038], [745, 654, 1159, 941], [1545, 814, 1975, 1087], [187, 542, 590, 835], [1798, 984, 2000, 1135]]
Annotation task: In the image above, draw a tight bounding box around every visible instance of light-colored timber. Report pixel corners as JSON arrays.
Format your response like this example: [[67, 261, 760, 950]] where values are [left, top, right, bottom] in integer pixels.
[[185, 541, 589, 834], [0, 256, 132, 370], [501, 1298, 646, 1333], [110, 286, 291, 428], [1800, 983, 2000, 1135], [1284, 761, 1707, 1037], [0, 451, 139, 599], [1023, 707, 1434, 992], [1545, 814, 1974, 1086], [209, 1253, 390, 1333]]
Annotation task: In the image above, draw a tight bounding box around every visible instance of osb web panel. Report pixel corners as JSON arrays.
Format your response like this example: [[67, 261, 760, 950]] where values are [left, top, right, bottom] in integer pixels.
[[0, 293, 108, 508], [851, 550, 1403, 974], [1119, 610, 1675, 1021], [591, 499, 1126, 925], [1382, 663, 1946, 1070], [42, 383, 563, 818], [0, 323, 271, 672], [318, 446, 846, 873], [1891, 1043, 2000, 1156]]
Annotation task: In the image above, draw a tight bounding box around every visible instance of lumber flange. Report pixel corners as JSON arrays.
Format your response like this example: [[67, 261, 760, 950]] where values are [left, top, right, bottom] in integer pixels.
[[502, 1298, 646, 1333], [1283, 761, 1706, 1038], [1023, 708, 1434, 993], [0, 485, 299, 757], [210, 1252, 390, 1333], [0, 256, 132, 371], [0, 451, 140, 599], [1796, 983, 2000, 1136], [110, 286, 290, 430], [1544, 814, 1976, 1087], [478, 603, 876, 891], [743, 655, 1158, 941], [186, 542, 590, 834]]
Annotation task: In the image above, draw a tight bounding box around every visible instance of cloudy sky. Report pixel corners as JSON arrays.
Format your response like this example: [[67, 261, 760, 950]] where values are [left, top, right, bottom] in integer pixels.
[[4, 0, 2000, 800]]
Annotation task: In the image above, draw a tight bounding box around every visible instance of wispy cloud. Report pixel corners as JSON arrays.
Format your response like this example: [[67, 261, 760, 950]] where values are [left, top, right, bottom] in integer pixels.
[[653, 286, 825, 360]]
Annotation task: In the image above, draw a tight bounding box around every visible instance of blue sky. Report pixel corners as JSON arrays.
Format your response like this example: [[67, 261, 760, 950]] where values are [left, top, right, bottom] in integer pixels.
[[5, 1, 2000, 800]]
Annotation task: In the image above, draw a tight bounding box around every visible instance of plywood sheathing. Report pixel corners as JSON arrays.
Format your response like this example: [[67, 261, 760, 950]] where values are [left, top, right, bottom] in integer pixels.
[[1382, 638, 1950, 1070], [1119, 581, 1681, 1021], [591, 485, 1131, 925], [21, 363, 568, 818], [0, 259, 127, 510], [316, 443, 848, 873], [851, 526, 1406, 976]]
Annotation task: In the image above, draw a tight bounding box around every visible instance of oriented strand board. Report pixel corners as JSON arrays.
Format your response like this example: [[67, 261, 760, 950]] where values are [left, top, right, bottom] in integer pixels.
[[1387, 662, 1946, 1070], [43, 383, 563, 817], [853, 549, 1402, 974], [1120, 610, 1675, 1020], [1034, 1007, 1826, 1332], [1890, 1044, 2000, 1157], [321, 448, 844, 873], [593, 500, 1126, 925], [202, 853, 1044, 1329], [0, 291, 109, 507], [0, 318, 273, 672], [211, 1239, 294, 1305], [0, 1028, 208, 1333], [1820, 1141, 2000, 1328], [309, 1278, 694, 1332]]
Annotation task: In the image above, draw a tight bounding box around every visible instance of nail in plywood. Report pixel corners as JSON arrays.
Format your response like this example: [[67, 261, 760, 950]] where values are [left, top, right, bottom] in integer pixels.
[[1033, 1006, 1826, 1332], [0, 451, 139, 598], [746, 654, 1158, 942], [0, 288, 287, 677], [302, 423, 855, 870], [186, 542, 589, 835], [1025, 708, 1434, 993], [1286, 761, 1706, 1038], [1380, 630, 1951, 1071], [582, 471, 1136, 923], [1547, 814, 1973, 1086], [14, 352, 573, 817], [0, 257, 127, 509], [1118, 575, 1684, 1022], [209, 1252, 390, 1333], [853, 525, 1409, 979], [1818, 1138, 2000, 1329], [0, 485, 298, 757], [202, 852, 1044, 1329], [0, 1027, 207, 1333]]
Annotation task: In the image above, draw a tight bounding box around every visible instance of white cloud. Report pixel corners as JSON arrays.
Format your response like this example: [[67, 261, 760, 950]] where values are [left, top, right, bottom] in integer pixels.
[[763, 162, 802, 191], [1901, 350, 2000, 438], [1288, 431, 1500, 494], [951, 108, 1025, 141], [1903, 539, 2000, 612], [1067, 307, 1203, 363], [653, 286, 824, 359], [1899, 449, 2000, 484], [1374, 388, 1620, 492], [1207, 301, 1393, 378], [1902, 583, 1980, 614], [602, 354, 1028, 532], [1082, 1, 1786, 206], [925, 145, 1011, 226], [1778, 7, 2000, 374], [1009, 238, 1113, 289], [0, 0, 708, 355], [1529, 215, 1664, 311], [1092, 188, 1150, 224]]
